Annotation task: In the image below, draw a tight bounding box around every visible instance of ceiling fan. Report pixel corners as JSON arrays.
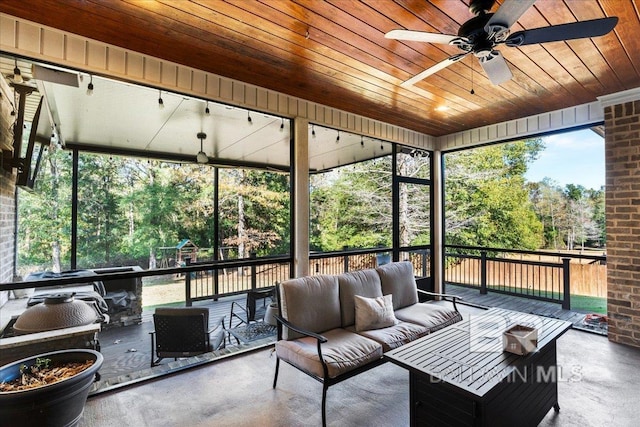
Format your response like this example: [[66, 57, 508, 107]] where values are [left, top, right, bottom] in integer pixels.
[[386, 0, 618, 87]]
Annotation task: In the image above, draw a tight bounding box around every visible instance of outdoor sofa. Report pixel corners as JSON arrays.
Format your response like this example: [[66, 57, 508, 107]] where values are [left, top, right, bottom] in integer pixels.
[[272, 261, 463, 426]]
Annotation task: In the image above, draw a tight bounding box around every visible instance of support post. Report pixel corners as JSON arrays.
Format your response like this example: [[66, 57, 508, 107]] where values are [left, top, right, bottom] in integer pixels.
[[251, 251, 257, 290], [480, 251, 487, 295], [185, 257, 192, 306], [293, 118, 310, 277], [562, 258, 571, 310]]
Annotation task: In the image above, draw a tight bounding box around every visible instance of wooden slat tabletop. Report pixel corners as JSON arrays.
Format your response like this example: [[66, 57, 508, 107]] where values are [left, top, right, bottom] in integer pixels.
[[386, 308, 571, 399]]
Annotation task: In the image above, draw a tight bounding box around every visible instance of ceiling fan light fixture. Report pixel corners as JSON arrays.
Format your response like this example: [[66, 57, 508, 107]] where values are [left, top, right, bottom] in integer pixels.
[[12, 66, 23, 84], [196, 151, 209, 164], [196, 132, 208, 164]]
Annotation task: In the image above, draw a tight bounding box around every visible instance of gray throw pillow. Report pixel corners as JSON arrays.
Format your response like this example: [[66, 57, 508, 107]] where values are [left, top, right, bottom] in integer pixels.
[[354, 294, 397, 332]]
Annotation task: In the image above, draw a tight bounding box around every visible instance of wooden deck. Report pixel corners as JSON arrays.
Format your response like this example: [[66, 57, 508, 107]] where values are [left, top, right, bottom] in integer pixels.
[[444, 284, 607, 335], [93, 294, 274, 394]]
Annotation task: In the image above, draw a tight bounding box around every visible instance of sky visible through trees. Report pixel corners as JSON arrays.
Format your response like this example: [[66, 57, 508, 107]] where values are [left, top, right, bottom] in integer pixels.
[[525, 129, 604, 191]]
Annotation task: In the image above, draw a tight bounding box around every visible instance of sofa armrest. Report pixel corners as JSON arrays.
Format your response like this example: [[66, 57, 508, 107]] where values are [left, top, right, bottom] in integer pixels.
[[417, 289, 463, 311], [273, 314, 328, 343]]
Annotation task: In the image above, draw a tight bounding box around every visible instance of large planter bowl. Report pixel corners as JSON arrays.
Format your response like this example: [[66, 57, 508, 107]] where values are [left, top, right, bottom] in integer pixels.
[[0, 349, 103, 427]]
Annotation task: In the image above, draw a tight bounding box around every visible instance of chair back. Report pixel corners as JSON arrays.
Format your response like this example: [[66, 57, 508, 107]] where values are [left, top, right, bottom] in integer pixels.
[[246, 287, 274, 322], [153, 307, 210, 357]]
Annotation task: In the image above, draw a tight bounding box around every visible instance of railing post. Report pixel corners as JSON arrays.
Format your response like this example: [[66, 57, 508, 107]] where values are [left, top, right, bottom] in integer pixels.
[[422, 250, 428, 277], [251, 252, 257, 290], [562, 258, 571, 310], [185, 257, 192, 307], [480, 251, 487, 295], [343, 246, 349, 273]]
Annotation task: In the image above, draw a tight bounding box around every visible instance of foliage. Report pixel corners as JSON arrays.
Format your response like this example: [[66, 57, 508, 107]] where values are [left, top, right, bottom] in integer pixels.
[[310, 158, 393, 251], [444, 140, 545, 250], [17, 152, 290, 274]]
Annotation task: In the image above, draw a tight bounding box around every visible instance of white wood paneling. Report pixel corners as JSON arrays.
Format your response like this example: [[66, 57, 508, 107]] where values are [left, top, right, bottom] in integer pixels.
[[437, 101, 605, 151]]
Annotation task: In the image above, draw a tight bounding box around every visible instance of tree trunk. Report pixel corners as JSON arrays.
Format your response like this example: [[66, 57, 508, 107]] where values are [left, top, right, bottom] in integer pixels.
[[51, 241, 61, 273], [149, 247, 157, 269]]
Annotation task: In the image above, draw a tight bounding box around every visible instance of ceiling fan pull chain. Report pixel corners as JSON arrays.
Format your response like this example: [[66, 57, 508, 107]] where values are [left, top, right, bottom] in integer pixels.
[[470, 55, 475, 95]]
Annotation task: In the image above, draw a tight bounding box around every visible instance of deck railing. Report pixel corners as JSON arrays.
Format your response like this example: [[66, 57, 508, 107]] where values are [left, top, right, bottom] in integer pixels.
[[444, 245, 606, 309], [185, 254, 291, 304], [3, 245, 604, 311], [309, 246, 432, 278]]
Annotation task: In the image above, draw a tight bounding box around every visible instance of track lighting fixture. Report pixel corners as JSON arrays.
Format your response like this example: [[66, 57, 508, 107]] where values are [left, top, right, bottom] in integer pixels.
[[280, 118, 284, 131], [336, 131, 340, 143], [361, 136, 364, 147], [205, 101, 210, 115], [158, 90, 164, 109], [247, 111, 252, 124], [312, 125, 316, 138], [12, 58, 23, 84], [196, 132, 208, 164], [86, 75, 94, 96]]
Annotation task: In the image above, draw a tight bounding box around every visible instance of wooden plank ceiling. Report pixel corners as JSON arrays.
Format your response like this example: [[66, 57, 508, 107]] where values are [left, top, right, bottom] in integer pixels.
[[1, 0, 638, 138]]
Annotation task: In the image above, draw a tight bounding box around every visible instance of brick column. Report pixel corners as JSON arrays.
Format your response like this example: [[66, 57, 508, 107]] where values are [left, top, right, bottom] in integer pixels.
[[0, 167, 16, 305], [604, 97, 640, 347]]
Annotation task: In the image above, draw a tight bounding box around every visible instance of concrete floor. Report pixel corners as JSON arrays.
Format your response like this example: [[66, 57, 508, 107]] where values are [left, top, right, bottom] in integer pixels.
[[79, 304, 640, 427]]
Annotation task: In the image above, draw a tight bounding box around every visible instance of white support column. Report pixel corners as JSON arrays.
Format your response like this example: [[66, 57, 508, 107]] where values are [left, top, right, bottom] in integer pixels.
[[293, 118, 310, 277], [432, 150, 444, 293]]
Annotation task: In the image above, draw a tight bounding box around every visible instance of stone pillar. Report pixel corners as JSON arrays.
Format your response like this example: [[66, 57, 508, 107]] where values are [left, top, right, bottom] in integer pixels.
[[602, 90, 640, 348]]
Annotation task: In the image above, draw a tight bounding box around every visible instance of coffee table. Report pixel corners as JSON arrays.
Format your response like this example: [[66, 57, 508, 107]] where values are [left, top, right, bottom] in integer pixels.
[[385, 307, 572, 427], [227, 322, 276, 345]]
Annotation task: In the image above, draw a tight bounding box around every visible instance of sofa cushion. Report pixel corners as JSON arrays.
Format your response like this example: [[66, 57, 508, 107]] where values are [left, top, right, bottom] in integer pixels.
[[376, 261, 418, 310], [279, 275, 342, 340], [394, 302, 463, 333], [349, 321, 428, 352], [275, 328, 383, 379], [338, 269, 383, 327], [354, 294, 396, 332]]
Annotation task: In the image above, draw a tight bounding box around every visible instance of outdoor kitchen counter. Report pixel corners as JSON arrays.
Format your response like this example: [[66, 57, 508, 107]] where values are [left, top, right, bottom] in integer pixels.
[[0, 323, 100, 365]]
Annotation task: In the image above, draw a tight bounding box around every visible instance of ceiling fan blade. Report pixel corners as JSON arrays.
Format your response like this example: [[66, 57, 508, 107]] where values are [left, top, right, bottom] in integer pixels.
[[505, 17, 618, 47], [385, 29, 461, 45], [479, 51, 513, 85], [401, 53, 469, 87], [485, 0, 537, 30]]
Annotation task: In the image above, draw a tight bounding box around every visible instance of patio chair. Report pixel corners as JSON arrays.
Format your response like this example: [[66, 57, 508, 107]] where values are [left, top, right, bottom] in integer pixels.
[[228, 287, 274, 343], [150, 307, 225, 367]]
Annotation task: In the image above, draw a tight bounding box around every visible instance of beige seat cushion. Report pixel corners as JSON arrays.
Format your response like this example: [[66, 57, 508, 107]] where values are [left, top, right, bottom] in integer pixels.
[[350, 321, 428, 352], [376, 261, 418, 310], [275, 328, 383, 379], [394, 302, 463, 333], [338, 268, 383, 328], [279, 275, 341, 340]]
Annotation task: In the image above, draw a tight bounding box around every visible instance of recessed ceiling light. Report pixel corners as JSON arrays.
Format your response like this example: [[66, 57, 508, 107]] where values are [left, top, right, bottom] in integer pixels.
[[435, 105, 449, 112]]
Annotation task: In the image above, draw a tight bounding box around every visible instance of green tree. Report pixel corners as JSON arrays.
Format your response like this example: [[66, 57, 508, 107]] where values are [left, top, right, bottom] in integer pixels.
[[444, 139, 545, 249]]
